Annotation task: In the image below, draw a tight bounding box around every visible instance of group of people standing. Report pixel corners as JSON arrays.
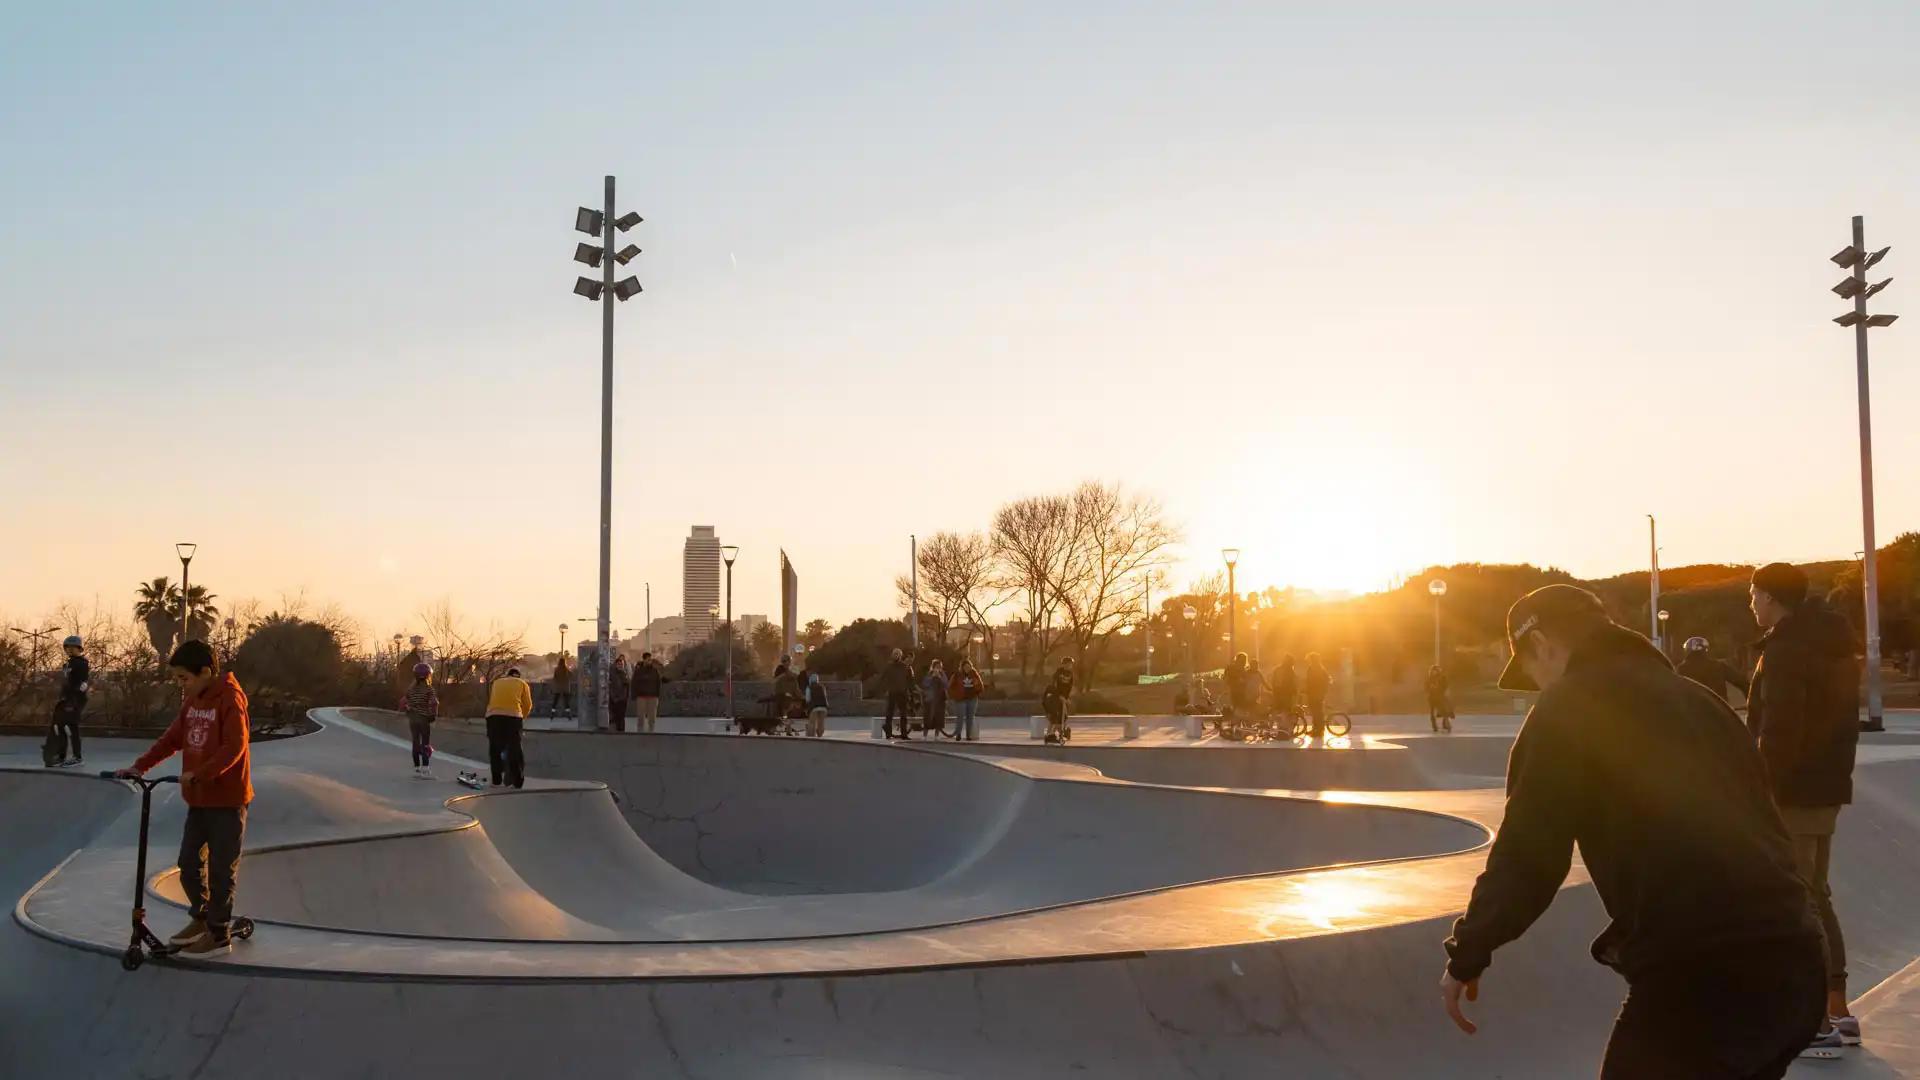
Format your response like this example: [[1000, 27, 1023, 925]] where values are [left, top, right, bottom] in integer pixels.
[[876, 648, 989, 740], [1221, 651, 1334, 736]]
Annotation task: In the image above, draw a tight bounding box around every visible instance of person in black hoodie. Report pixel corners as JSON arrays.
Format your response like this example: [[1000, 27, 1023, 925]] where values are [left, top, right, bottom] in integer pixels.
[[879, 649, 914, 740], [1677, 636, 1750, 703], [1441, 585, 1826, 1076], [1748, 561, 1861, 1047]]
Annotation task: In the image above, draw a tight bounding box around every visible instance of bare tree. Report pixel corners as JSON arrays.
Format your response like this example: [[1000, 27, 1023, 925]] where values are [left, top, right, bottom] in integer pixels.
[[418, 599, 526, 689], [1055, 482, 1181, 688], [894, 531, 1007, 655], [990, 495, 1078, 687]]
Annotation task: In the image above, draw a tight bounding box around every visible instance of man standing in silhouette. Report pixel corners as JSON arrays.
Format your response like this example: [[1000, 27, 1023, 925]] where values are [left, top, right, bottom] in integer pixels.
[[1748, 561, 1861, 1051], [1440, 585, 1827, 1075]]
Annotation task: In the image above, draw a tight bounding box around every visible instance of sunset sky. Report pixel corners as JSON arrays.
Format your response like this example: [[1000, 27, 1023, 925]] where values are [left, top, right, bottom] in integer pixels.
[[4, 3, 1918, 648]]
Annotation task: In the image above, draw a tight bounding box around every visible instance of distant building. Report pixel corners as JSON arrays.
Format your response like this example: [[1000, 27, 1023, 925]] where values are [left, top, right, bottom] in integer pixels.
[[781, 550, 799, 655], [735, 614, 769, 640], [683, 526, 721, 644]]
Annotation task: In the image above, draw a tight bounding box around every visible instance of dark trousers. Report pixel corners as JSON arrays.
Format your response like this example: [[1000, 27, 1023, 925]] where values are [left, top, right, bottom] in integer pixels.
[[51, 701, 82, 760], [884, 692, 912, 737], [925, 698, 947, 735], [550, 690, 573, 718], [407, 715, 432, 766], [1601, 938, 1825, 1079], [1307, 699, 1327, 738], [609, 699, 627, 733], [178, 805, 246, 935], [485, 714, 525, 788]]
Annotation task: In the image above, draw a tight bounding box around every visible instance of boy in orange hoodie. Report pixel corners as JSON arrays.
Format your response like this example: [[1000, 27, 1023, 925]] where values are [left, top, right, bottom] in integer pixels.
[[116, 639, 253, 955]]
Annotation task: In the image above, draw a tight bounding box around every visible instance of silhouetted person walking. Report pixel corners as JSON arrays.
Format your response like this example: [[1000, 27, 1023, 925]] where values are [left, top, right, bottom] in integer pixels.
[[1302, 653, 1331, 739]]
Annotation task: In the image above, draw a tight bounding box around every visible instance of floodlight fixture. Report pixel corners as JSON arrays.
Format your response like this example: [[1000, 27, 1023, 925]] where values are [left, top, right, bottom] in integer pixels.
[[575, 207, 604, 235], [574, 243, 604, 267], [1221, 547, 1240, 567], [614, 211, 643, 231], [1865, 314, 1899, 327], [574, 277, 604, 300], [721, 545, 740, 566], [1834, 311, 1864, 327], [1429, 578, 1448, 597], [1832, 245, 1862, 267], [1833, 277, 1865, 298], [613, 277, 643, 301], [1863, 246, 1892, 270], [1863, 278, 1893, 300], [613, 244, 641, 265], [176, 542, 197, 561]]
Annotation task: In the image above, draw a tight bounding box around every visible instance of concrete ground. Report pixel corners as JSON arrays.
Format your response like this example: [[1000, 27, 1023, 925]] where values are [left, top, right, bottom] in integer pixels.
[[3, 708, 1918, 1077]]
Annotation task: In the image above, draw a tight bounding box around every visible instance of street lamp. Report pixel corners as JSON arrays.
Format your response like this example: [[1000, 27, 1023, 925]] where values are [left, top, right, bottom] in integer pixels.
[[970, 631, 985, 669], [1657, 609, 1671, 654], [223, 618, 237, 663], [722, 545, 740, 724], [175, 542, 197, 645], [1832, 218, 1900, 731], [1222, 548, 1240, 656], [1428, 578, 1448, 668], [571, 177, 644, 733], [559, 623, 569, 656], [1182, 604, 1198, 699]]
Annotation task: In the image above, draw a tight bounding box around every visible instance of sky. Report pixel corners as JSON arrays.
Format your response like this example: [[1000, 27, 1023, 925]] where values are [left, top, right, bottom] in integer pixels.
[[3, 2, 1918, 649]]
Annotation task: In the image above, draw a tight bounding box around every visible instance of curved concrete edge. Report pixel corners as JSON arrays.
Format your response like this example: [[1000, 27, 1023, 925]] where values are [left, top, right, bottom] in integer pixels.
[[121, 711, 1492, 948], [4, 708, 1538, 982]]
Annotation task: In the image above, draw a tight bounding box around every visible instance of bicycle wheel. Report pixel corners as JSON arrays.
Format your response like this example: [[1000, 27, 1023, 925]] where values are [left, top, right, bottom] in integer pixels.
[[1290, 711, 1310, 739], [1325, 712, 1352, 737]]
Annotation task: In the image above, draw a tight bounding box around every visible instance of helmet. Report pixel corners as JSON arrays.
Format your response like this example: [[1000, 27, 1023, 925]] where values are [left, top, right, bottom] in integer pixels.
[[412, 662, 432, 678], [1684, 636, 1709, 653], [62, 635, 83, 649]]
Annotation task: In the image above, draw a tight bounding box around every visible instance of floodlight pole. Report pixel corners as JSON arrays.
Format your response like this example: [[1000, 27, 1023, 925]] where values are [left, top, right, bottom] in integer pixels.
[[594, 174, 615, 732], [1647, 515, 1660, 647], [1849, 215, 1885, 730]]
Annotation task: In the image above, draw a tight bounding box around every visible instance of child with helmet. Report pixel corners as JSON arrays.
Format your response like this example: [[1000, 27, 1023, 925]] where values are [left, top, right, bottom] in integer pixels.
[[400, 662, 440, 778]]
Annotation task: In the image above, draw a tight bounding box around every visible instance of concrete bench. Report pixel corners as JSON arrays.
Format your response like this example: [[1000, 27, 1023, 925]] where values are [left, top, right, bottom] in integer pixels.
[[1183, 714, 1214, 740], [1029, 714, 1138, 740]]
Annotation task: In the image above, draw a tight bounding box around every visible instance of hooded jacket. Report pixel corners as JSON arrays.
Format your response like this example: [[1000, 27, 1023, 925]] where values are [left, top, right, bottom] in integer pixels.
[[878, 658, 914, 695], [1444, 625, 1818, 984], [132, 672, 253, 808], [1747, 604, 1860, 807]]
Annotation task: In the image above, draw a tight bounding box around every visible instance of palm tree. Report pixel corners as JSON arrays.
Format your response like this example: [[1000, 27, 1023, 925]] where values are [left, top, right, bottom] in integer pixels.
[[182, 586, 220, 644], [134, 577, 180, 657]]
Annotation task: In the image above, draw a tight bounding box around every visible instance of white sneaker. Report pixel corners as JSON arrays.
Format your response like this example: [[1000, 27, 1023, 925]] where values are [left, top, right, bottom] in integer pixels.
[[1832, 1015, 1861, 1046], [1800, 1028, 1847, 1059]]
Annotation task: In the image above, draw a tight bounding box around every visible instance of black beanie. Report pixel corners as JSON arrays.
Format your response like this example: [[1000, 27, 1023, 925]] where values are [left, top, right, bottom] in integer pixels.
[[1752, 562, 1809, 609]]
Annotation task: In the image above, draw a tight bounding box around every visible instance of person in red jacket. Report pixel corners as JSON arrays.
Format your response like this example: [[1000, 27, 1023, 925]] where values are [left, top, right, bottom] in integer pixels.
[[116, 639, 253, 956]]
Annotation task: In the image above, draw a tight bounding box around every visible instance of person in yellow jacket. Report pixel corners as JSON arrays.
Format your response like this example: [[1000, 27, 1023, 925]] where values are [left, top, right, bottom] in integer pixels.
[[482, 666, 534, 788]]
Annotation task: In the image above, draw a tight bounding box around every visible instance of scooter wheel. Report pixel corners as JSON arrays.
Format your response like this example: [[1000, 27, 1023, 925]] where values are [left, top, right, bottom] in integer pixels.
[[121, 946, 144, 971], [232, 919, 255, 941]]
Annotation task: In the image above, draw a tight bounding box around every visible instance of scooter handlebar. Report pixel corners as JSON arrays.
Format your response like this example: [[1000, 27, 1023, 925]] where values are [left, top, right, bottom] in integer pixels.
[[99, 771, 179, 787]]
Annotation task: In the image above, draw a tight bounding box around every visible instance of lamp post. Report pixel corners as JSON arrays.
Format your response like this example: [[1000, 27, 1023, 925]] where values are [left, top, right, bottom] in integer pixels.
[[1222, 548, 1240, 656], [1647, 515, 1661, 644], [223, 618, 236, 664], [1182, 604, 1198, 700], [558, 623, 569, 657], [1657, 609, 1671, 656], [970, 631, 984, 670], [1428, 578, 1448, 669], [1143, 576, 1154, 677], [175, 542, 197, 646], [722, 545, 740, 724], [9, 626, 57, 674], [570, 177, 643, 733], [1831, 219, 1898, 731]]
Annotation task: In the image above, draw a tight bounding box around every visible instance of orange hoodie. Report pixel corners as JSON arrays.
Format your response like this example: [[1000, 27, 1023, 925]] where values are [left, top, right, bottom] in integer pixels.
[[132, 672, 253, 807]]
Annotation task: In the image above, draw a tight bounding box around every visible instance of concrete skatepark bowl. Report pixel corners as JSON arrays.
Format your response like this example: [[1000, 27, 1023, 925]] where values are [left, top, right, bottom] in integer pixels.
[[5, 707, 1920, 1077]]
